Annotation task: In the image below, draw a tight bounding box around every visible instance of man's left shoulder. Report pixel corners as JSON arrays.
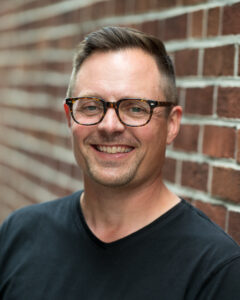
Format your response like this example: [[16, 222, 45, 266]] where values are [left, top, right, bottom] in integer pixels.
[[180, 200, 240, 258]]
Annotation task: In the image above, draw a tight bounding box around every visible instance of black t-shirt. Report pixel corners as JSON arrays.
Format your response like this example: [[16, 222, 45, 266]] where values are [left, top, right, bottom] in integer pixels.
[[0, 190, 240, 299]]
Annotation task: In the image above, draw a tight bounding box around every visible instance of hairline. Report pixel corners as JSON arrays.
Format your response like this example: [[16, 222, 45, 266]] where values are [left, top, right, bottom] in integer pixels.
[[69, 47, 170, 101]]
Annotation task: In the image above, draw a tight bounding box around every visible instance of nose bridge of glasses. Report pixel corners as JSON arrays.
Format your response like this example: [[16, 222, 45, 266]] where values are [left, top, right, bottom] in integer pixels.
[[96, 101, 124, 130], [105, 101, 118, 110]]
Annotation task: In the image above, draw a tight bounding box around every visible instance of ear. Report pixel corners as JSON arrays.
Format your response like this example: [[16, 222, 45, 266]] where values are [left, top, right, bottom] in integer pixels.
[[64, 103, 71, 127], [166, 105, 182, 145]]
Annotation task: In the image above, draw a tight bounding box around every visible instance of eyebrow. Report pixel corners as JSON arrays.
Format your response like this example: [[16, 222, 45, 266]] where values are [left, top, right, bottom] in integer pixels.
[[77, 95, 153, 101]]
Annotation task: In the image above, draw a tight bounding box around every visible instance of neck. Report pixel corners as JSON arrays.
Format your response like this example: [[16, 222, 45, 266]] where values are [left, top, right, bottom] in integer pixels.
[[81, 177, 180, 243]]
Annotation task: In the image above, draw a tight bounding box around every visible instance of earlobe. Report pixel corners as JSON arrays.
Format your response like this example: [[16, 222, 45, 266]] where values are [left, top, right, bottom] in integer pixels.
[[166, 106, 182, 145], [64, 103, 71, 127]]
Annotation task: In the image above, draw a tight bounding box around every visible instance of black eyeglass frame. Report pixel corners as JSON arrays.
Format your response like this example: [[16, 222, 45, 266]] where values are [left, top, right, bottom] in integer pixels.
[[65, 97, 176, 127]]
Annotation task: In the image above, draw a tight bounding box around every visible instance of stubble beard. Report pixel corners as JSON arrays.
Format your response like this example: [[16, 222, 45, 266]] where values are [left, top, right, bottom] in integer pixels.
[[80, 151, 144, 188]]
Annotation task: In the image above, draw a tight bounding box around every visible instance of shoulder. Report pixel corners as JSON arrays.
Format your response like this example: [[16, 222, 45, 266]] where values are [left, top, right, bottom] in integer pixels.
[[0, 190, 82, 239], [178, 199, 240, 262]]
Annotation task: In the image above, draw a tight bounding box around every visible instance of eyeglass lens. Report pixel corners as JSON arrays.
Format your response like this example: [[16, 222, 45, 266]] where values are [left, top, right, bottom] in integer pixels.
[[72, 98, 151, 126]]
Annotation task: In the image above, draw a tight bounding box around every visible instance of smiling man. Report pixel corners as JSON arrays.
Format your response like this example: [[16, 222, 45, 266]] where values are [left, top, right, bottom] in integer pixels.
[[0, 27, 240, 299]]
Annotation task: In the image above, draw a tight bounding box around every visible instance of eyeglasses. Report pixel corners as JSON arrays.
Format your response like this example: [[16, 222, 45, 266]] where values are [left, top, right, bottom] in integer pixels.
[[65, 97, 175, 127]]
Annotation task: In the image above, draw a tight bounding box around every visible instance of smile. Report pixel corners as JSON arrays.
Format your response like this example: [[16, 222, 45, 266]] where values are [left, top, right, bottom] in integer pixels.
[[95, 145, 133, 154]]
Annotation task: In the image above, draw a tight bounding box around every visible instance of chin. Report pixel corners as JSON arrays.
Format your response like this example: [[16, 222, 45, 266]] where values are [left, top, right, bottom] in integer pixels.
[[87, 169, 136, 188]]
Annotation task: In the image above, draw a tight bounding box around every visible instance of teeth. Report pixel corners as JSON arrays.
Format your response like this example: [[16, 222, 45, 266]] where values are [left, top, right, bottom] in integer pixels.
[[97, 145, 132, 154]]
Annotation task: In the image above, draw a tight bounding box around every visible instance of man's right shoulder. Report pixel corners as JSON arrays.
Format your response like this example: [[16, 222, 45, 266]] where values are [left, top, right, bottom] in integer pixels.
[[0, 190, 82, 236]]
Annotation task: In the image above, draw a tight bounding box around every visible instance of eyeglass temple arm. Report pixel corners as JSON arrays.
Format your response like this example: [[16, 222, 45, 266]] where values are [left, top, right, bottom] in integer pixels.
[[149, 101, 176, 108]]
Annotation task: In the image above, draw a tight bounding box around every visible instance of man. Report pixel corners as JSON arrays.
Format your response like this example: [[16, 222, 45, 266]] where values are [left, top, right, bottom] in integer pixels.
[[0, 27, 239, 299]]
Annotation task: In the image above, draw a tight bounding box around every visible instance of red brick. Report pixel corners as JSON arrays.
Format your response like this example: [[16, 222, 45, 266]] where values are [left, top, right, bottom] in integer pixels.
[[9, 165, 73, 198], [134, 0, 153, 12], [1, 105, 63, 122], [114, 0, 127, 15], [72, 164, 83, 180], [194, 201, 226, 229], [114, 0, 129, 13], [151, 0, 178, 9], [185, 87, 213, 115], [0, 193, 33, 213], [239, 47, 240, 76], [141, 20, 159, 36], [212, 167, 240, 204], [222, 3, 240, 35], [237, 130, 240, 163], [91, 1, 111, 19], [203, 45, 235, 76], [217, 87, 240, 119], [228, 211, 240, 244], [174, 125, 199, 152], [181, 0, 207, 4], [175, 49, 198, 76], [181, 162, 208, 191], [203, 126, 236, 159], [2, 125, 69, 148], [164, 14, 187, 41], [162, 158, 176, 183], [191, 10, 203, 38], [78, 5, 93, 22], [207, 7, 220, 36]]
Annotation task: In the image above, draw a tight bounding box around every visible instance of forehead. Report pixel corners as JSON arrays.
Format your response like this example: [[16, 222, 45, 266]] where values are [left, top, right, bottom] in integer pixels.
[[74, 48, 164, 99]]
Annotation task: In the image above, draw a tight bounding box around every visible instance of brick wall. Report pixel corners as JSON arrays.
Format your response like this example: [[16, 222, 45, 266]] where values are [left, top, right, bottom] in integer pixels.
[[0, 0, 239, 243]]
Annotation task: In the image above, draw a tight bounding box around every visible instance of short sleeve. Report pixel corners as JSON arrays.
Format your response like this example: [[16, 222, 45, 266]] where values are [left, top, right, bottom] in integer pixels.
[[197, 256, 240, 300]]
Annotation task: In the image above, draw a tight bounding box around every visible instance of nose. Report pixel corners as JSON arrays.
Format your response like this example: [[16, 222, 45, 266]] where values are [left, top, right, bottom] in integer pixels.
[[97, 107, 125, 133]]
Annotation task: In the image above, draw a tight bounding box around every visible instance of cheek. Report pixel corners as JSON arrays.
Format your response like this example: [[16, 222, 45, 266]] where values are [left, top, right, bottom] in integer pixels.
[[71, 126, 85, 154], [138, 122, 168, 149]]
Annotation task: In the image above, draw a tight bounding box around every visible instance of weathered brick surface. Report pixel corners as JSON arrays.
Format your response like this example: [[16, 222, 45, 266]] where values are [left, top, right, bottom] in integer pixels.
[[134, 0, 154, 13], [2, 125, 70, 148], [239, 46, 240, 76], [191, 10, 203, 38], [222, 2, 240, 35], [207, 7, 220, 36], [181, 162, 209, 191], [151, 0, 179, 9], [212, 167, 240, 204], [174, 49, 198, 76], [114, 0, 127, 15], [181, 0, 207, 4], [237, 130, 240, 163], [164, 14, 187, 41], [203, 45, 235, 76], [217, 87, 240, 119], [228, 211, 240, 244], [203, 126, 236, 158], [13, 165, 72, 197], [194, 201, 226, 229], [0, 0, 239, 230], [174, 125, 199, 152], [185, 87, 213, 115], [162, 157, 176, 183], [141, 20, 160, 36], [1, 104, 64, 122]]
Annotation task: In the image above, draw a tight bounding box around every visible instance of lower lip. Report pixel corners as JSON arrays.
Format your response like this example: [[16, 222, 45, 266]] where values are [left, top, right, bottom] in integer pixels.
[[91, 146, 134, 159]]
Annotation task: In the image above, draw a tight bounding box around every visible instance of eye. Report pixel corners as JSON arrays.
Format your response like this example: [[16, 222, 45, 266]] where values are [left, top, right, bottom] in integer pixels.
[[129, 106, 147, 113], [120, 100, 149, 116], [74, 98, 103, 115], [82, 105, 98, 111]]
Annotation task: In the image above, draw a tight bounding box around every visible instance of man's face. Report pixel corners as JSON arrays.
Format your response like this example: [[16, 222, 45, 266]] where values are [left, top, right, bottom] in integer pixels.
[[67, 48, 180, 188]]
